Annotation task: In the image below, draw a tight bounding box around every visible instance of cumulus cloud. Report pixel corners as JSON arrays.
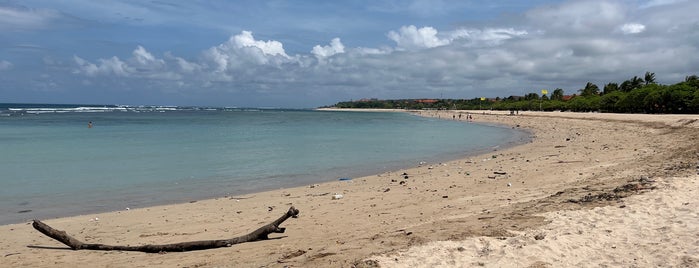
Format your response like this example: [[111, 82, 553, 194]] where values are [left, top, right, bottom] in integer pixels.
[[311, 38, 345, 59], [132, 46, 165, 68], [387, 25, 450, 50], [233, 31, 289, 58], [73, 46, 180, 80], [63, 0, 699, 106], [0, 60, 13, 70], [202, 30, 296, 73], [73, 55, 131, 76], [620, 23, 646, 34]]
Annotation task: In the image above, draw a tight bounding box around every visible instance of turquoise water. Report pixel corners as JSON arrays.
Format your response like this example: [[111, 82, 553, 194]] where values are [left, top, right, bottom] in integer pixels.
[[0, 104, 527, 224]]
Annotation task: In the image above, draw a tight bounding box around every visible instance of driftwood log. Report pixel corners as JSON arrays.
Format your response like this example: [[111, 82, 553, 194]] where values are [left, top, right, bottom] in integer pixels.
[[32, 206, 299, 253]]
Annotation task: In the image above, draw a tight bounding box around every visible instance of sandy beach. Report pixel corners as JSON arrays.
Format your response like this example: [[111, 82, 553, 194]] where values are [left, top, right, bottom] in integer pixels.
[[1, 110, 698, 267]]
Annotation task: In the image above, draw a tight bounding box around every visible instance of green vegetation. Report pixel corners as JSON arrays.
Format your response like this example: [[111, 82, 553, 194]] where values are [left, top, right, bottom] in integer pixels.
[[328, 73, 699, 114]]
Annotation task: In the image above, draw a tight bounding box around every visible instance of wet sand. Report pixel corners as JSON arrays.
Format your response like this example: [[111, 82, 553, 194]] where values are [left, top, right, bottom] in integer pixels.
[[1, 110, 697, 267]]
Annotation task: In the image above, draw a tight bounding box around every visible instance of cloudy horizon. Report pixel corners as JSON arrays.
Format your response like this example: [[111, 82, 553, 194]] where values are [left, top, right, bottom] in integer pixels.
[[1, 0, 698, 108]]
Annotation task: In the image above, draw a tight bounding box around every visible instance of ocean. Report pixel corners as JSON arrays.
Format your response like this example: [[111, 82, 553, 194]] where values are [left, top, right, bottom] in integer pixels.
[[0, 104, 528, 225]]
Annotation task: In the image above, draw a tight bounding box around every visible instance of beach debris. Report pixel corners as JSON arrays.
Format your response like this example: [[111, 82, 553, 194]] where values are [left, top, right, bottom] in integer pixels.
[[507, 182, 512, 187], [31, 206, 300, 253], [338, 177, 352, 181], [125, 207, 130, 211], [534, 233, 546, 240], [383, 188, 391, 193], [442, 195, 448, 198], [493, 171, 507, 175], [279, 249, 307, 262], [352, 259, 380, 268], [332, 194, 344, 200]]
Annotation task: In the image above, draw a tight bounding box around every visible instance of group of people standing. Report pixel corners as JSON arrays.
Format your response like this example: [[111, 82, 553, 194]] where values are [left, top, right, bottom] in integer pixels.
[[454, 113, 473, 121]]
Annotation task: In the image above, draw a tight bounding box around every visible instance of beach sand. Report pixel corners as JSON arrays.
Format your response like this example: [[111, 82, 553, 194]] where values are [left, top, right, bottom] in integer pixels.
[[1, 110, 697, 267]]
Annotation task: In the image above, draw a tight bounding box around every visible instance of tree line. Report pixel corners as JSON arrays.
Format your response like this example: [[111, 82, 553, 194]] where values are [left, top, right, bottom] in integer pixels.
[[329, 73, 699, 114]]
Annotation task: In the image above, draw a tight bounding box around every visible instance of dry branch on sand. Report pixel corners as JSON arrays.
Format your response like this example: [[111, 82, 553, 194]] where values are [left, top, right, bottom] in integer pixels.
[[32, 206, 299, 253]]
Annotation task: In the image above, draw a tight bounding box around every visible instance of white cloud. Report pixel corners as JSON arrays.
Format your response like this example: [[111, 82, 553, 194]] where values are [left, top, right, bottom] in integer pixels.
[[132, 46, 165, 68], [311, 38, 345, 59], [0, 6, 61, 31], [526, 0, 624, 34], [620, 23, 646, 34], [202, 31, 296, 72], [640, 0, 686, 9], [0, 60, 12, 70], [233, 30, 289, 58], [61, 0, 699, 106], [387, 25, 450, 50], [450, 28, 528, 47], [73, 55, 131, 76]]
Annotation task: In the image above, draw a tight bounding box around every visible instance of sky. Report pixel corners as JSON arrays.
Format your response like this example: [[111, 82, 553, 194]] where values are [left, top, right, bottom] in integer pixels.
[[1, 0, 698, 108]]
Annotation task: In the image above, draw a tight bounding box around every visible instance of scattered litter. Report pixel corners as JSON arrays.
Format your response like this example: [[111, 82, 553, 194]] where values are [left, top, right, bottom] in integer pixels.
[[125, 207, 130, 211], [494, 171, 507, 175], [383, 188, 391, 193], [507, 182, 512, 187], [332, 194, 344, 200]]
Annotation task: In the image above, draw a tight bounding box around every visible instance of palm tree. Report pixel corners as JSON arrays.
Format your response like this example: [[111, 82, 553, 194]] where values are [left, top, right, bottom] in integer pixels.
[[579, 82, 600, 96], [603, 82, 619, 95], [644, 71, 656, 85], [551, 88, 564, 101]]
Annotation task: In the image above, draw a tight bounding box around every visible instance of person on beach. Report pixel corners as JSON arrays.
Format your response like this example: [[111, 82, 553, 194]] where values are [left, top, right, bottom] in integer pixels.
[[88, 121, 93, 128]]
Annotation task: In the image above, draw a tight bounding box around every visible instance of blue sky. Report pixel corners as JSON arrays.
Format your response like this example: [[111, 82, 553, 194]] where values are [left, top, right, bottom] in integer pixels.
[[1, 0, 698, 108]]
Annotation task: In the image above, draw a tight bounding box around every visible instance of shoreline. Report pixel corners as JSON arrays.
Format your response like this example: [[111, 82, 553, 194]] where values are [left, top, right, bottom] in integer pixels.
[[1, 111, 697, 267], [0, 110, 529, 226]]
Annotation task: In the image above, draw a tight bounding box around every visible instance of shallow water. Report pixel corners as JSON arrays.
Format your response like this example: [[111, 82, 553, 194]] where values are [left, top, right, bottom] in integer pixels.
[[0, 104, 527, 224]]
